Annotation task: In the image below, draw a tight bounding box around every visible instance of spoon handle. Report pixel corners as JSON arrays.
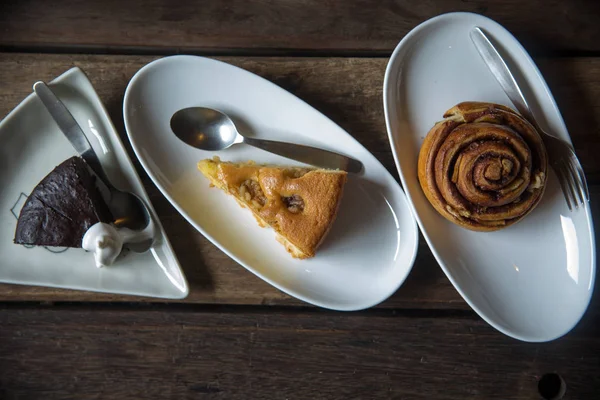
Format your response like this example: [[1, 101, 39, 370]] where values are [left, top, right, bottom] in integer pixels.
[[242, 137, 363, 173]]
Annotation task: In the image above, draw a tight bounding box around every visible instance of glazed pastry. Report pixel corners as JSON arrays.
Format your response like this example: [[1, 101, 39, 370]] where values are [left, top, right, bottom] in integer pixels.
[[417, 102, 547, 231], [198, 157, 347, 258]]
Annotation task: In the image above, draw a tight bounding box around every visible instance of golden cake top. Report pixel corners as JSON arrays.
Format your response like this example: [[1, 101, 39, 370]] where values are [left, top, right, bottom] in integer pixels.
[[198, 158, 347, 258]]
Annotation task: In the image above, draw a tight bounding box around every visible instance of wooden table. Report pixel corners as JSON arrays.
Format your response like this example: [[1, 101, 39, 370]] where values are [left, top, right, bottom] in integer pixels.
[[1, 1, 599, 399]]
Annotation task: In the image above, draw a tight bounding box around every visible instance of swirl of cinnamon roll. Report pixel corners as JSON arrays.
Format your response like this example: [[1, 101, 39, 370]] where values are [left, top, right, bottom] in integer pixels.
[[418, 102, 547, 231]]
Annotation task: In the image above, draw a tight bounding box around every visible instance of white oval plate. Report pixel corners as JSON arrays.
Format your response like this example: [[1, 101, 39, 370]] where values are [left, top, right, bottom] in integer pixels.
[[384, 12, 596, 341], [123, 55, 419, 311], [0, 67, 188, 299]]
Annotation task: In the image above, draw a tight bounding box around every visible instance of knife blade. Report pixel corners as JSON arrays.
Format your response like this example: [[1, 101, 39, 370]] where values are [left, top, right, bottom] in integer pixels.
[[33, 81, 111, 185]]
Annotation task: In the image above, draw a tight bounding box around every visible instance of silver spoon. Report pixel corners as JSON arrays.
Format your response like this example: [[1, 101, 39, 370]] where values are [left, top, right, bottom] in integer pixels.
[[170, 107, 363, 173], [33, 81, 154, 251]]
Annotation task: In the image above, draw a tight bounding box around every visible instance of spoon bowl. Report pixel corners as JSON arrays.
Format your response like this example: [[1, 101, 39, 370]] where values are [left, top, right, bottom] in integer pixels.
[[171, 107, 240, 151]]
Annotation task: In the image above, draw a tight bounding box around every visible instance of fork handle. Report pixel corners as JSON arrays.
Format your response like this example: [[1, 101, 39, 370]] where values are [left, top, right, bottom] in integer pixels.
[[470, 27, 540, 130]]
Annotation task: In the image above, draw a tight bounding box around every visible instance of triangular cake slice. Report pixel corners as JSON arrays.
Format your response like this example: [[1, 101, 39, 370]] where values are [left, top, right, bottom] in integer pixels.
[[14, 156, 113, 248], [198, 157, 347, 259]]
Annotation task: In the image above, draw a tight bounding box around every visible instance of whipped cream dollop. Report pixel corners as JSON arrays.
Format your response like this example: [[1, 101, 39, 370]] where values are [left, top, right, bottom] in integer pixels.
[[82, 223, 124, 268], [82, 217, 156, 268]]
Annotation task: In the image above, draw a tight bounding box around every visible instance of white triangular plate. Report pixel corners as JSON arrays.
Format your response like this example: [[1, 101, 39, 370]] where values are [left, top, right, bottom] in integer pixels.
[[0, 67, 188, 299]]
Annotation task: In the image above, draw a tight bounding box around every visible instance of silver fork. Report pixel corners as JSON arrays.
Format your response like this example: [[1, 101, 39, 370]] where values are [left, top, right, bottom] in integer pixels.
[[470, 27, 590, 211]]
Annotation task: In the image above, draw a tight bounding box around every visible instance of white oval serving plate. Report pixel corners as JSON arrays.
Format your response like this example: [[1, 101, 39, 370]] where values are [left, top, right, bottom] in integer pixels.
[[0, 67, 188, 299], [123, 55, 419, 311], [384, 12, 595, 341]]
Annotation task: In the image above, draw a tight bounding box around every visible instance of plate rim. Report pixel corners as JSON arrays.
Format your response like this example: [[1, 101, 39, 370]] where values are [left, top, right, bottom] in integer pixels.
[[383, 11, 596, 341], [123, 54, 420, 311]]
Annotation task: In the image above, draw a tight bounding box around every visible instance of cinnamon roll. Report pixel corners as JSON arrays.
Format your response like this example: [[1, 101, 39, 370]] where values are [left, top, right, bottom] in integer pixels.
[[417, 102, 547, 231]]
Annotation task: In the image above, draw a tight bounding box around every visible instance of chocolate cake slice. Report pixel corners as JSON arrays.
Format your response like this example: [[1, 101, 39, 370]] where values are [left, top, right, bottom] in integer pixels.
[[14, 156, 113, 248]]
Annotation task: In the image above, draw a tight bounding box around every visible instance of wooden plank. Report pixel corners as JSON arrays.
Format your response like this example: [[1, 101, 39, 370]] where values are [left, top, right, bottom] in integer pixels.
[[0, 305, 599, 399], [537, 57, 600, 182], [0, 54, 599, 308], [0, 0, 599, 55], [0, 54, 599, 178]]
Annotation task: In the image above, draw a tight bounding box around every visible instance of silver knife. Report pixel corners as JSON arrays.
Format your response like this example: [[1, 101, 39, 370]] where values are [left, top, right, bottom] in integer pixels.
[[33, 81, 112, 186], [33, 80, 154, 246]]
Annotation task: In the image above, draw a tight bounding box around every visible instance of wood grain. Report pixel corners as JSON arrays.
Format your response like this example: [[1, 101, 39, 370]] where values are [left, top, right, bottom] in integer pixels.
[[0, 305, 599, 399], [0, 54, 599, 309], [0, 0, 599, 55]]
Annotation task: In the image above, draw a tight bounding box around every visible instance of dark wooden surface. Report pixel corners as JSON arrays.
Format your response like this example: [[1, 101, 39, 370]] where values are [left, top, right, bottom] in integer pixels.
[[1, 304, 600, 400], [0, 0, 598, 55], [1, 1, 599, 399]]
